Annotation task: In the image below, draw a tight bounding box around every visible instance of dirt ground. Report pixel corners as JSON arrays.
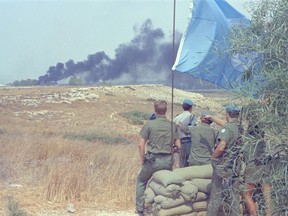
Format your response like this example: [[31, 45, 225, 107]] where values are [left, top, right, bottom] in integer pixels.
[[0, 84, 235, 215]]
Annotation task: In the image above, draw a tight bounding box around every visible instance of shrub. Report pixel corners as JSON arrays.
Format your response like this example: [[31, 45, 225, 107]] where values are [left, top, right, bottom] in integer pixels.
[[7, 196, 28, 216], [119, 110, 150, 125], [63, 132, 131, 144], [229, 0, 288, 214]]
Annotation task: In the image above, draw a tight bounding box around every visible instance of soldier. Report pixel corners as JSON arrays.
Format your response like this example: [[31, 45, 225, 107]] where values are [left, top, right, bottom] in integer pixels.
[[135, 100, 181, 216], [243, 119, 272, 216], [173, 99, 197, 167], [180, 111, 218, 166], [206, 104, 243, 216]]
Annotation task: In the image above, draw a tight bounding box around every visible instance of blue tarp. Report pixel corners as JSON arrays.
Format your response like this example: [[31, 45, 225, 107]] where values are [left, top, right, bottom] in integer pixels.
[[172, 0, 250, 89]]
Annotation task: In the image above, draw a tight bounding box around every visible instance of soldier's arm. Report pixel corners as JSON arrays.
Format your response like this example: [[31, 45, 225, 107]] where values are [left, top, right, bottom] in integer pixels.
[[204, 115, 226, 127], [174, 139, 181, 150], [138, 137, 146, 165], [212, 140, 227, 159]]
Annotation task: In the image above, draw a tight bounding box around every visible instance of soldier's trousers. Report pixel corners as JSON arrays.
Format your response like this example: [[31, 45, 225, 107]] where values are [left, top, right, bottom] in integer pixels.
[[207, 167, 240, 216], [179, 137, 191, 167], [135, 154, 173, 212]]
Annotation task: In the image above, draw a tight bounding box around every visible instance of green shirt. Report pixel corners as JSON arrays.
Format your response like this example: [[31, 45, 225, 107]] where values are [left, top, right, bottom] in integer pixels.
[[217, 120, 241, 160], [188, 123, 218, 165], [140, 115, 180, 154], [243, 126, 266, 162]]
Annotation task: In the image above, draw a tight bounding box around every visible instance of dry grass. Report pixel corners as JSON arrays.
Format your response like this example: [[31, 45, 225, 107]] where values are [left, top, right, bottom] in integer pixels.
[[0, 85, 230, 214]]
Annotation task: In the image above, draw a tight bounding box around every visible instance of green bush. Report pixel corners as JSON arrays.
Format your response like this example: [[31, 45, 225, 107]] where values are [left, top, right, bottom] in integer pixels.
[[119, 110, 150, 125], [64, 132, 131, 144], [7, 196, 28, 216], [229, 0, 288, 214]]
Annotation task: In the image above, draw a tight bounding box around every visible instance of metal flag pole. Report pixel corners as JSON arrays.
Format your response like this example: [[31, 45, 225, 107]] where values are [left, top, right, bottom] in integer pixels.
[[171, 0, 176, 153], [171, 0, 176, 120]]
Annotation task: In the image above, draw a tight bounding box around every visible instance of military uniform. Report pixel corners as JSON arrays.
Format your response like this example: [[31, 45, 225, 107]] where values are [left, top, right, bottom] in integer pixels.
[[135, 115, 179, 213], [173, 99, 197, 167], [186, 122, 218, 166], [207, 118, 242, 216], [244, 131, 271, 184]]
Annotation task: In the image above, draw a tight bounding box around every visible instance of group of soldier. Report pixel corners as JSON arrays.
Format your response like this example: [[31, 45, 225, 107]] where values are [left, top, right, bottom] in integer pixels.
[[135, 99, 272, 216]]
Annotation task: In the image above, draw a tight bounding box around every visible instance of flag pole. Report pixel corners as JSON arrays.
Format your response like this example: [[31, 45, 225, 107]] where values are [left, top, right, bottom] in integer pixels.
[[171, 0, 176, 117], [171, 0, 176, 150]]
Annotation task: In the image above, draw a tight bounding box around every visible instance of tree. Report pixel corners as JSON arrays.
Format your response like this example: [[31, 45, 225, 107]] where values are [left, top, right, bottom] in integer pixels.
[[229, 0, 288, 214], [68, 76, 83, 86]]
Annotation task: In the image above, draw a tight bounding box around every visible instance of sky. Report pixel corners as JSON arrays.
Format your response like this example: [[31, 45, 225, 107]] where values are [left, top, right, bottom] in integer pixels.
[[0, 0, 253, 84]]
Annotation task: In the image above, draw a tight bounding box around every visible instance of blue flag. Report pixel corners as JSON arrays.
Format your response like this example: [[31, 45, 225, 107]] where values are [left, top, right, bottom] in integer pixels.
[[172, 0, 250, 89]]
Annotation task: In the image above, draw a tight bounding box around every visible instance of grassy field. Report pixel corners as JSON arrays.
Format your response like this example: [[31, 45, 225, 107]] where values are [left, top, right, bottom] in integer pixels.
[[0, 85, 232, 215]]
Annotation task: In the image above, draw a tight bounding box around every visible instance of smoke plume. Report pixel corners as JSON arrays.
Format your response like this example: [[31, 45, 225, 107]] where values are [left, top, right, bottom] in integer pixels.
[[38, 19, 210, 89]]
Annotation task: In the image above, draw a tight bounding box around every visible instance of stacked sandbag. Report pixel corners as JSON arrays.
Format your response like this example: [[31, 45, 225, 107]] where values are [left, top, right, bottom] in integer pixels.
[[173, 164, 213, 180], [144, 165, 213, 216]]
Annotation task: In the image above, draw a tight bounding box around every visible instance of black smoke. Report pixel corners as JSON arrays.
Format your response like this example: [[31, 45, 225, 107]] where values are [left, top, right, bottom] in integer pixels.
[[38, 19, 212, 89]]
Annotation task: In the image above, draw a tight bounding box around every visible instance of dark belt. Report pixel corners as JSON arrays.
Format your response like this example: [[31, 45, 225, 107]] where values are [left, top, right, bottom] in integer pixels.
[[148, 152, 171, 156], [180, 137, 191, 144]]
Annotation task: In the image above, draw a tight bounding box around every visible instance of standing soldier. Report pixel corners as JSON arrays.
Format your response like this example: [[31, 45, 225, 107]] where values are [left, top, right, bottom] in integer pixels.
[[173, 99, 197, 167], [206, 104, 243, 216], [135, 100, 181, 216], [180, 111, 218, 166], [243, 115, 272, 216]]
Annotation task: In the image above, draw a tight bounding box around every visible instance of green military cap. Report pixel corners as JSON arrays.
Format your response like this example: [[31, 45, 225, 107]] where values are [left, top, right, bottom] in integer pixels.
[[225, 104, 240, 114]]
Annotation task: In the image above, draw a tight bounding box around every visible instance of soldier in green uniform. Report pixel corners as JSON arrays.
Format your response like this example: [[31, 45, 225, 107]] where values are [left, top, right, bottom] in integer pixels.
[[243, 120, 272, 216], [206, 104, 243, 216], [135, 100, 181, 216], [180, 111, 218, 166]]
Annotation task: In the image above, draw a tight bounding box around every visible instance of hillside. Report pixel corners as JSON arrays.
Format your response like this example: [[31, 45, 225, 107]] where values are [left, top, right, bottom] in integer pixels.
[[0, 84, 234, 215]]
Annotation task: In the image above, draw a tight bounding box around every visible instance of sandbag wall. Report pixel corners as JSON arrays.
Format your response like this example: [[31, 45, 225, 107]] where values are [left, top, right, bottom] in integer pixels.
[[144, 164, 213, 216]]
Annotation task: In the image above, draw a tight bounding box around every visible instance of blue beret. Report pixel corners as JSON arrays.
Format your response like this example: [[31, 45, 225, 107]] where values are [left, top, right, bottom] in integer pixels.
[[182, 99, 193, 106], [225, 104, 240, 114]]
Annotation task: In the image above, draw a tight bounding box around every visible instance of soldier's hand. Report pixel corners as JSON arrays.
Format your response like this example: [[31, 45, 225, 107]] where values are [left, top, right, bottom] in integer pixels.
[[173, 145, 180, 154]]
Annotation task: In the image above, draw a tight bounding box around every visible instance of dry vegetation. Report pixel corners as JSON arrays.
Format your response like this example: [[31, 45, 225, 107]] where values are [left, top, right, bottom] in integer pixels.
[[0, 84, 234, 215]]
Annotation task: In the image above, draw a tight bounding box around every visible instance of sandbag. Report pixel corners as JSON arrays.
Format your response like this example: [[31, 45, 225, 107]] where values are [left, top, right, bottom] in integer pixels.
[[196, 211, 207, 216], [149, 180, 181, 198], [180, 181, 198, 201], [182, 211, 207, 216], [153, 203, 193, 216], [193, 192, 208, 202], [191, 178, 212, 194], [181, 212, 197, 216], [153, 169, 185, 186], [154, 195, 186, 209], [144, 187, 155, 204], [173, 164, 213, 180], [192, 201, 208, 212]]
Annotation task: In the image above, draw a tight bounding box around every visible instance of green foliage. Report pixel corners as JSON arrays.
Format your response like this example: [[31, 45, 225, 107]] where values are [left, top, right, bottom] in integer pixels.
[[68, 76, 83, 86], [64, 132, 131, 144], [119, 110, 150, 125], [146, 98, 156, 102], [7, 196, 29, 216], [11, 79, 38, 86], [230, 0, 288, 131], [105, 93, 115, 96], [229, 0, 288, 214]]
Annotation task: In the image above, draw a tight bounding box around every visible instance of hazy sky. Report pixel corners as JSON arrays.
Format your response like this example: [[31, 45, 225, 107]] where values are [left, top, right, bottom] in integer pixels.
[[0, 0, 252, 84]]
